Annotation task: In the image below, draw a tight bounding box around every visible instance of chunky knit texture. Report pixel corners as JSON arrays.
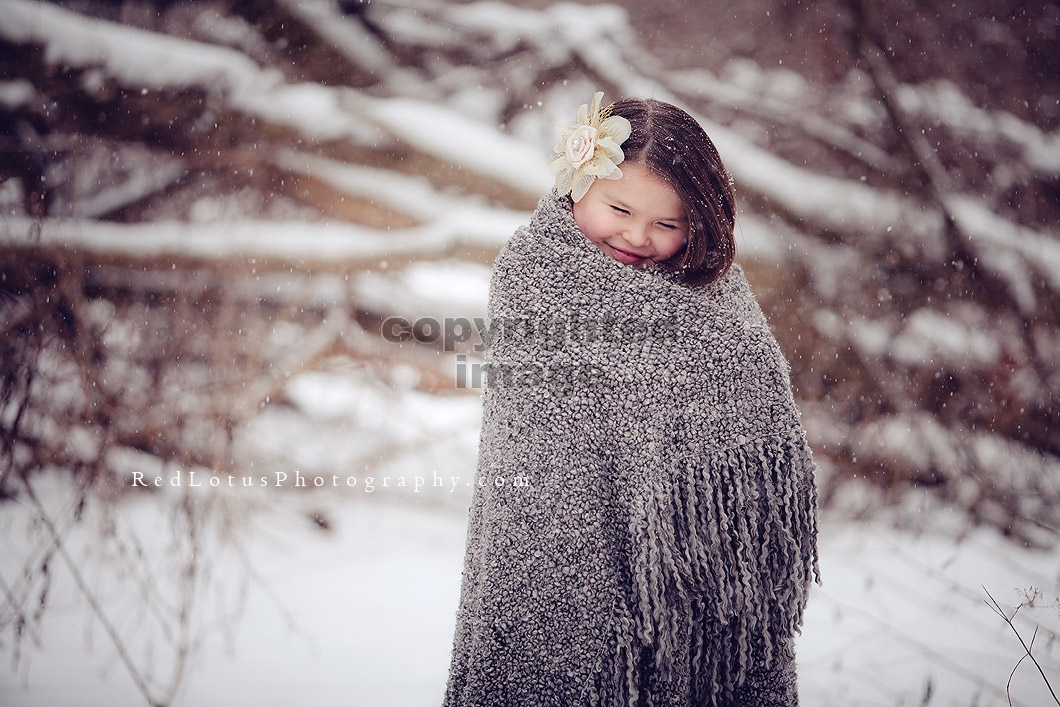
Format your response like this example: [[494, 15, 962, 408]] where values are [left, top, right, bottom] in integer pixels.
[[444, 195, 819, 707]]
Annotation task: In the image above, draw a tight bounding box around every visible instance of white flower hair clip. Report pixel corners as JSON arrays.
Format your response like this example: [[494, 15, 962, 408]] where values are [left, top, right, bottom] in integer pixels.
[[549, 91, 631, 202]]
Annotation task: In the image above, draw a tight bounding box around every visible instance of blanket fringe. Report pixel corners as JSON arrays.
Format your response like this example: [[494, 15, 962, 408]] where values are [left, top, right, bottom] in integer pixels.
[[599, 432, 819, 706]]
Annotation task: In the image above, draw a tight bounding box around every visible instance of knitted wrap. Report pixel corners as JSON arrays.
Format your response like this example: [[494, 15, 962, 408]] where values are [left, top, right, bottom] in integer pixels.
[[444, 195, 819, 707]]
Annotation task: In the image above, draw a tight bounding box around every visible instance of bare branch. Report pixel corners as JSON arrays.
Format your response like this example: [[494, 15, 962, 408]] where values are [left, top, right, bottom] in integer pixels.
[[19, 477, 166, 707], [984, 586, 1060, 706]]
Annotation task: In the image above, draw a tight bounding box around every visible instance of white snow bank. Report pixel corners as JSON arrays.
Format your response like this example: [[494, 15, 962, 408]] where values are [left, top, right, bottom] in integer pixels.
[[800, 508, 1060, 707], [4, 486, 1058, 707], [0, 478, 469, 707]]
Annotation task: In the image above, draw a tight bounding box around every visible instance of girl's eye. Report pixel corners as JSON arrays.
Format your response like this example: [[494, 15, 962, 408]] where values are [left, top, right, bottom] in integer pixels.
[[658, 222, 678, 231], [610, 205, 629, 215]]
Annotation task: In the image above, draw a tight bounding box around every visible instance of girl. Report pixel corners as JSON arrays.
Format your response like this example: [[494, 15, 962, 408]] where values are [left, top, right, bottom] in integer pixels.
[[444, 93, 819, 707]]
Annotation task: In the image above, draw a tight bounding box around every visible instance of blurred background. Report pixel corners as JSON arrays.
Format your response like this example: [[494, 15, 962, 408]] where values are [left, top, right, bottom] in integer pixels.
[[1, 1, 1058, 705]]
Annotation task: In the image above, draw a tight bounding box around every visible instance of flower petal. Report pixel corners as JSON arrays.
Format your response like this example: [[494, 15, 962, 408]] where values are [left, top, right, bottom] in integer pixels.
[[577, 102, 590, 126], [570, 171, 596, 202], [600, 115, 631, 145], [553, 167, 574, 197], [547, 92, 630, 200], [596, 137, 625, 164], [588, 91, 604, 126], [549, 153, 570, 176], [583, 155, 618, 178]]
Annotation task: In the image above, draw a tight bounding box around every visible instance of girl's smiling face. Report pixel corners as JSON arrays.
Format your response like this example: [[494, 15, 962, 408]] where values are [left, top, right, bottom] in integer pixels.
[[572, 161, 689, 267]]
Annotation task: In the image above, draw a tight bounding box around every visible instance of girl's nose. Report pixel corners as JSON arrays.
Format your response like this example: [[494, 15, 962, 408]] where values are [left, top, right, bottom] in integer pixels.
[[623, 224, 650, 247]]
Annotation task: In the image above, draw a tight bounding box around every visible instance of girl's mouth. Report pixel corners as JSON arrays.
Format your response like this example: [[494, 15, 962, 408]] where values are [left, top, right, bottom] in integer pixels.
[[608, 244, 646, 265]]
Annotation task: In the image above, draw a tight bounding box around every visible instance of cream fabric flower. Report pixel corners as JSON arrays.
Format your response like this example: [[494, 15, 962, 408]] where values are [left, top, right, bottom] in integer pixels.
[[549, 91, 631, 202]]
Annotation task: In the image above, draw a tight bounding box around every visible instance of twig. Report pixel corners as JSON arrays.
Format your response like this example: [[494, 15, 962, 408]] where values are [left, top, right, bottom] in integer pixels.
[[156, 491, 198, 707], [19, 476, 167, 707], [0, 569, 43, 648], [984, 586, 1060, 706]]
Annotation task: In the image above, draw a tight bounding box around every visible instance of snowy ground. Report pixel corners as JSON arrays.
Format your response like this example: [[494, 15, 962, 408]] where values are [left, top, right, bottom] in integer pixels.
[[2, 471, 1058, 707], [0, 480, 468, 707], [800, 510, 1060, 707]]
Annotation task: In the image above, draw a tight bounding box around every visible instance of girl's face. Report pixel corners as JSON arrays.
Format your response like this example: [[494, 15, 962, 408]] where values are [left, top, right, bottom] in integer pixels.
[[572, 161, 689, 267]]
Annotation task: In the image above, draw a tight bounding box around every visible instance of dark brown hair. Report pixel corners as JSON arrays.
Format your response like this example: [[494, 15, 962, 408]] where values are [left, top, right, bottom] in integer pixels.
[[610, 98, 736, 285]]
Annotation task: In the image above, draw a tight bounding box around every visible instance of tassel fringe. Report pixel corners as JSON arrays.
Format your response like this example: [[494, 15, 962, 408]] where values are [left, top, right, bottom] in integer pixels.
[[598, 432, 819, 706]]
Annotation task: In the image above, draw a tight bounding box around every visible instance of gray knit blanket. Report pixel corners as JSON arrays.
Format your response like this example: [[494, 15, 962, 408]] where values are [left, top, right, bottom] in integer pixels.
[[444, 195, 819, 707]]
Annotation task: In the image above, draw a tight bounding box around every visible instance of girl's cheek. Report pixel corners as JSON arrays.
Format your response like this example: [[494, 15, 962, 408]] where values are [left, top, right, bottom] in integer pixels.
[[584, 212, 613, 245], [572, 199, 611, 245], [573, 213, 600, 244]]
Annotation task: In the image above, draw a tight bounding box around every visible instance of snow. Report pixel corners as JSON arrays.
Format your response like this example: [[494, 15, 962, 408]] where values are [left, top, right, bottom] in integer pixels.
[[716, 125, 942, 249], [3, 211, 526, 262], [949, 195, 1060, 312], [279, 0, 410, 83], [272, 151, 498, 223], [735, 213, 793, 264], [6, 0, 1056, 311], [671, 64, 893, 170], [0, 79, 36, 109], [4, 476, 1059, 707], [0, 0, 385, 147], [901, 79, 1060, 176], [816, 302, 1019, 371], [353, 260, 492, 322], [235, 364, 482, 510], [190, 8, 272, 63], [448, 1, 557, 43], [561, 35, 952, 258], [547, 2, 632, 46], [355, 95, 552, 197], [0, 479, 469, 707], [374, 1, 467, 48], [545, 7, 1059, 310], [800, 508, 1060, 707], [2, 1, 264, 93], [4, 343, 1059, 707], [891, 308, 1001, 368], [57, 149, 187, 220], [813, 310, 892, 359]]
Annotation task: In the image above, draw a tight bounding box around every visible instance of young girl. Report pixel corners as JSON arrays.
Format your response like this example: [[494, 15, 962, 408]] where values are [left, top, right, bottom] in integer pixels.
[[444, 93, 819, 707]]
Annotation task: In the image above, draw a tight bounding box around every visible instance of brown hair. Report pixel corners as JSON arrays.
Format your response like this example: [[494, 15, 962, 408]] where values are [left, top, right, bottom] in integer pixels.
[[610, 98, 736, 285]]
